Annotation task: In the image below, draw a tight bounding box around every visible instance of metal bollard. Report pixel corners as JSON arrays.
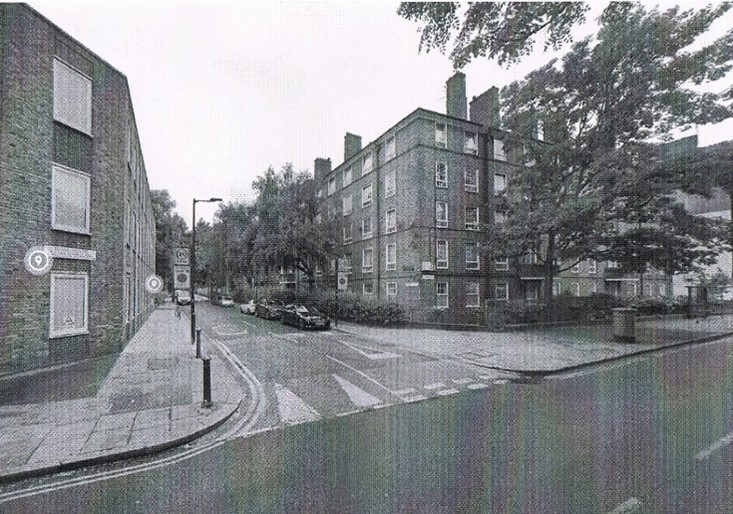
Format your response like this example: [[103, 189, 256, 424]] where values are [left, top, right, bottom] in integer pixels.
[[202, 357, 213, 408], [196, 328, 202, 358]]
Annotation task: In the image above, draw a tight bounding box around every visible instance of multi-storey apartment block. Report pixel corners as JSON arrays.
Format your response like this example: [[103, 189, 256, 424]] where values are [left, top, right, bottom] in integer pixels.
[[0, 4, 156, 372], [314, 72, 673, 325]]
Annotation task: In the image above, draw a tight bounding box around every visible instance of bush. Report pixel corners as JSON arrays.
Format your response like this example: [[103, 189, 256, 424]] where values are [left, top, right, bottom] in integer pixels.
[[625, 297, 672, 315]]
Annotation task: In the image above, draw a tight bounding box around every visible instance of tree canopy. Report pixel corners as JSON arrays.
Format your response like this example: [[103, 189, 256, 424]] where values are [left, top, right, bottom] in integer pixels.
[[150, 189, 188, 292]]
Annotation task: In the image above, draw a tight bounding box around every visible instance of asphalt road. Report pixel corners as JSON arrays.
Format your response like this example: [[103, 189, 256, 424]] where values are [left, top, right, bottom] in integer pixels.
[[4, 304, 733, 512]]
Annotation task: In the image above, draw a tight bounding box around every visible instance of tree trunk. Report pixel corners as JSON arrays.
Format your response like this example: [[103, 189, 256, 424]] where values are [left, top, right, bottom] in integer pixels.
[[543, 234, 556, 310]]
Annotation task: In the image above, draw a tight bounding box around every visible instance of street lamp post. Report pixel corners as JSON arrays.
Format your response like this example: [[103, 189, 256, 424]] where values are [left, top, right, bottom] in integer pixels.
[[191, 197, 222, 345]]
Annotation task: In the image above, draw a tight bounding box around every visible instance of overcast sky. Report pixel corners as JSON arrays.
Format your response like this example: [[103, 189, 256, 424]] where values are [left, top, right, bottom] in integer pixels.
[[28, 1, 733, 226]]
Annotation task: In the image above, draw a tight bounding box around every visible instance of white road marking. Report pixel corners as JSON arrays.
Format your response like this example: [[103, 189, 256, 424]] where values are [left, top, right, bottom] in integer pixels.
[[333, 374, 383, 408], [608, 497, 641, 514], [212, 325, 248, 337], [424, 382, 447, 390], [403, 394, 428, 402], [467, 383, 488, 390], [393, 388, 416, 396], [274, 383, 320, 424], [436, 389, 460, 396], [326, 355, 409, 401], [269, 332, 301, 344], [452, 378, 473, 385], [336, 339, 400, 360], [695, 431, 733, 461], [493, 379, 509, 385]]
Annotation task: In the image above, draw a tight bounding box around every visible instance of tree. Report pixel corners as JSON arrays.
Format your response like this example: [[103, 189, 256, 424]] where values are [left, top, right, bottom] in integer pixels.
[[397, 2, 590, 68], [150, 190, 188, 292], [490, 3, 733, 305]]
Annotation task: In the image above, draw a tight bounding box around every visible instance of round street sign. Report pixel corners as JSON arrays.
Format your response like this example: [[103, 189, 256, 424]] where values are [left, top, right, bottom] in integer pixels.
[[24, 247, 53, 276], [145, 275, 164, 294]]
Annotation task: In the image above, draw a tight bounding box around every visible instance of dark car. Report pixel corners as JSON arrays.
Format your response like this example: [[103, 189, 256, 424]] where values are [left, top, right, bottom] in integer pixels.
[[281, 304, 331, 330], [255, 299, 285, 320]]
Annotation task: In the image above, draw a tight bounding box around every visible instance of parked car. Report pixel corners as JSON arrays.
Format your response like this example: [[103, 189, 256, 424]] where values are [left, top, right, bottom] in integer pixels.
[[211, 293, 235, 307], [175, 290, 191, 306], [255, 299, 285, 320], [240, 299, 256, 315], [281, 304, 331, 330]]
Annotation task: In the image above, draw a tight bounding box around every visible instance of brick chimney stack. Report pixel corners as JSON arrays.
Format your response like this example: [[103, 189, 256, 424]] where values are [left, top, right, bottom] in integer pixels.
[[446, 72, 467, 119]]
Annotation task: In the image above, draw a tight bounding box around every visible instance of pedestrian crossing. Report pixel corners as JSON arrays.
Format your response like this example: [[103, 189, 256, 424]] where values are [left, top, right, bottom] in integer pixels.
[[266, 370, 513, 428]]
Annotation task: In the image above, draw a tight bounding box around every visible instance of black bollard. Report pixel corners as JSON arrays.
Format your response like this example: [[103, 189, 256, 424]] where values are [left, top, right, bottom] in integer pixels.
[[202, 357, 212, 408], [196, 328, 202, 359]]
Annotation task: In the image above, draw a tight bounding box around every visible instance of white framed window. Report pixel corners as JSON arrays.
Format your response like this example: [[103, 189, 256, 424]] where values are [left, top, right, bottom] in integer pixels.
[[435, 162, 448, 188], [526, 286, 539, 301], [436, 201, 448, 228], [386, 243, 396, 271], [386, 208, 396, 234], [494, 211, 506, 224], [573, 283, 580, 296], [494, 257, 508, 271], [386, 282, 397, 299], [465, 206, 479, 230], [362, 152, 373, 175], [592, 282, 598, 294], [607, 261, 620, 269], [524, 249, 538, 264], [363, 281, 374, 295], [343, 254, 353, 273], [495, 282, 509, 301], [589, 260, 597, 274], [362, 247, 373, 273], [436, 282, 448, 308], [362, 183, 373, 208], [466, 282, 480, 308], [493, 139, 506, 161], [659, 283, 667, 296], [466, 243, 480, 270], [53, 58, 92, 135], [494, 173, 507, 193], [343, 166, 353, 187], [50, 272, 89, 338], [435, 122, 447, 147], [465, 168, 479, 193], [385, 136, 396, 160], [571, 262, 581, 273], [385, 169, 396, 198], [553, 280, 561, 296], [537, 120, 545, 141], [362, 217, 373, 239], [343, 223, 352, 244], [328, 177, 336, 196], [342, 194, 353, 216], [464, 131, 478, 155], [436, 240, 449, 269], [52, 164, 91, 234]]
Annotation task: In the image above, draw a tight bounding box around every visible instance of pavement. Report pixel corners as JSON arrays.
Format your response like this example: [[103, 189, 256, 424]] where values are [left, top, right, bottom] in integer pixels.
[[2, 306, 733, 486], [0, 302, 245, 485]]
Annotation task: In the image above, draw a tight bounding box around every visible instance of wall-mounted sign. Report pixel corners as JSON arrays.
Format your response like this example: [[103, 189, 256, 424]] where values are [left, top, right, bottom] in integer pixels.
[[24, 247, 53, 275]]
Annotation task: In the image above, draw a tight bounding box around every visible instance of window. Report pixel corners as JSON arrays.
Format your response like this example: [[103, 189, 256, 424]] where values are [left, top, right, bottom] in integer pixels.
[[466, 282, 480, 307], [385, 136, 396, 160], [362, 152, 373, 175], [464, 132, 478, 155], [386, 243, 396, 271], [495, 257, 508, 271], [342, 194, 352, 216], [537, 120, 545, 141], [589, 260, 597, 274], [52, 164, 90, 234], [573, 283, 580, 296], [553, 280, 561, 296], [363, 281, 374, 295], [385, 170, 396, 198], [343, 223, 352, 244], [493, 139, 506, 161], [437, 282, 448, 308], [362, 217, 373, 239], [495, 283, 509, 301], [343, 254, 353, 273], [466, 243, 480, 270], [436, 240, 449, 269], [362, 248, 373, 273], [54, 59, 92, 135], [607, 261, 620, 269], [362, 183, 373, 208], [494, 173, 507, 193], [571, 262, 581, 273], [435, 123, 447, 147], [386, 282, 397, 299], [494, 211, 506, 224], [525, 249, 538, 264], [328, 177, 336, 196], [435, 162, 448, 188], [386, 208, 396, 234], [465, 206, 479, 230], [659, 283, 667, 296], [343, 166, 353, 187], [465, 168, 479, 193], [50, 272, 89, 338], [436, 201, 448, 228]]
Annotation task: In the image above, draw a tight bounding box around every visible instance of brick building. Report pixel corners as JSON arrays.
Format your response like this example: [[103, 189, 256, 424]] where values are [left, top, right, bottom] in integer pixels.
[[314, 73, 671, 324], [0, 4, 156, 372]]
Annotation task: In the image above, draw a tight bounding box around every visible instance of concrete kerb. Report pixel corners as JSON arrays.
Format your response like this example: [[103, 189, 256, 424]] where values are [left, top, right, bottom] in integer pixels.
[[0, 398, 242, 485]]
